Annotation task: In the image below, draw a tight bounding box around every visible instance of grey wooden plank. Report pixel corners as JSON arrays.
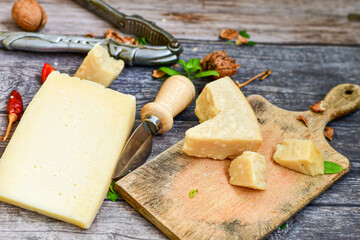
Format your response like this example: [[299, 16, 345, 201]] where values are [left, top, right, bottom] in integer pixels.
[[0, 201, 359, 240], [1, 0, 360, 44], [0, 41, 359, 239]]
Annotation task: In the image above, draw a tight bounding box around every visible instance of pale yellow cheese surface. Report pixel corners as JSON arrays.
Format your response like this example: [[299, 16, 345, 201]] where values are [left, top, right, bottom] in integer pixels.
[[273, 139, 324, 176], [74, 45, 124, 87], [0, 72, 135, 228], [229, 151, 267, 190], [183, 77, 263, 160]]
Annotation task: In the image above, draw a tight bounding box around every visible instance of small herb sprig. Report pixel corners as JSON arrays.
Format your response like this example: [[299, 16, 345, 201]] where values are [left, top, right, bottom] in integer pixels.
[[239, 30, 256, 46], [158, 58, 219, 80], [107, 181, 121, 202], [189, 189, 198, 198]]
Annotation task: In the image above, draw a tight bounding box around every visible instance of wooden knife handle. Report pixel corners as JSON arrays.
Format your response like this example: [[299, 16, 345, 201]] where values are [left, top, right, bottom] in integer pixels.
[[322, 83, 360, 122], [140, 75, 195, 134]]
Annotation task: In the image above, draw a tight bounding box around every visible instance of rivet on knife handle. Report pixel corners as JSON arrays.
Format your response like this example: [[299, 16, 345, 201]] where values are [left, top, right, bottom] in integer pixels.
[[141, 75, 195, 134]]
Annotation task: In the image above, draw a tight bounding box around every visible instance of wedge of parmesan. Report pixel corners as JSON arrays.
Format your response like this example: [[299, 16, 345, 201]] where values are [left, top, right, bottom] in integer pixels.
[[0, 72, 135, 228], [74, 45, 124, 87], [183, 77, 263, 160]]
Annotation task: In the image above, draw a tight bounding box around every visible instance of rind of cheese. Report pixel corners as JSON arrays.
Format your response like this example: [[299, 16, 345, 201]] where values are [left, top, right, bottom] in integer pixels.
[[74, 45, 124, 87], [273, 139, 324, 176], [0, 72, 135, 228], [183, 77, 263, 160], [229, 151, 267, 190]]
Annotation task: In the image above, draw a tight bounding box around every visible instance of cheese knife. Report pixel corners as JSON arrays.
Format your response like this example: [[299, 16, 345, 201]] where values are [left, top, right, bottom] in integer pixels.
[[112, 75, 195, 179]]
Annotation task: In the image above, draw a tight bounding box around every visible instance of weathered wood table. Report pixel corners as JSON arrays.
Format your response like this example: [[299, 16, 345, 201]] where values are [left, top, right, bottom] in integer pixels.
[[0, 0, 359, 239]]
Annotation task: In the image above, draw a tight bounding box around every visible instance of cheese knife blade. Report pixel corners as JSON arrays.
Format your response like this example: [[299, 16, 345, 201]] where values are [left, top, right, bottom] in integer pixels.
[[112, 116, 160, 179], [112, 75, 196, 180]]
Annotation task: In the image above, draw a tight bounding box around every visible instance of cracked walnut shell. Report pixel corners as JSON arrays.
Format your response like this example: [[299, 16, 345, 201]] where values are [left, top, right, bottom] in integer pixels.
[[201, 51, 240, 79], [12, 0, 47, 32]]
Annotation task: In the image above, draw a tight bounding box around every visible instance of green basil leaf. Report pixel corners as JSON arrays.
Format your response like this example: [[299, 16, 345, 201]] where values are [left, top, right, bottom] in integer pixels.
[[187, 58, 202, 73], [194, 70, 219, 78], [280, 223, 287, 229], [107, 191, 118, 202], [189, 189, 198, 198], [178, 59, 189, 73], [324, 161, 344, 174], [158, 67, 182, 76], [107, 181, 121, 202], [228, 40, 232, 45], [246, 41, 256, 46], [239, 30, 250, 39]]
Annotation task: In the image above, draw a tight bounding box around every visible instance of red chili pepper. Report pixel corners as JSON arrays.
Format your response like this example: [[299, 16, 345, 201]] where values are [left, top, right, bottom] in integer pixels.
[[1, 90, 23, 141], [41, 63, 56, 83]]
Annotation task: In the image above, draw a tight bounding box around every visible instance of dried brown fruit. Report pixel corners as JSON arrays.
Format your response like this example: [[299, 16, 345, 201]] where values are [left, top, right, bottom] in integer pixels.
[[297, 115, 309, 127], [152, 70, 166, 78], [201, 51, 240, 79], [105, 29, 138, 45], [219, 29, 239, 40], [85, 32, 95, 38], [12, 0, 47, 32], [235, 36, 248, 46], [309, 100, 326, 113], [324, 126, 334, 142]]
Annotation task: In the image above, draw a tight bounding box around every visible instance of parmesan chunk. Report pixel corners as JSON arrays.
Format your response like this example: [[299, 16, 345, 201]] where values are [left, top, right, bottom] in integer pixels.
[[229, 151, 267, 190], [0, 72, 135, 228], [74, 45, 124, 87], [273, 139, 324, 176], [183, 77, 263, 160]]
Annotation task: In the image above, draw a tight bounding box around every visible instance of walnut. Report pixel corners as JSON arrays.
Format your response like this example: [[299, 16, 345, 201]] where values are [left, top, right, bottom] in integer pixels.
[[12, 0, 47, 32], [105, 29, 138, 45], [219, 29, 239, 40], [201, 51, 240, 79]]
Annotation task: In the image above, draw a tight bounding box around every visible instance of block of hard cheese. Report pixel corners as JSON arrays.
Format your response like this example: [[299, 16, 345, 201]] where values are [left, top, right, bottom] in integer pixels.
[[0, 72, 135, 228], [273, 139, 324, 176], [183, 77, 263, 159], [229, 151, 267, 190], [74, 45, 124, 87]]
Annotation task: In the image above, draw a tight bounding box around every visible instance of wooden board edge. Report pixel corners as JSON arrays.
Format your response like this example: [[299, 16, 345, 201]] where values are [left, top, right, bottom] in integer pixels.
[[114, 182, 180, 240]]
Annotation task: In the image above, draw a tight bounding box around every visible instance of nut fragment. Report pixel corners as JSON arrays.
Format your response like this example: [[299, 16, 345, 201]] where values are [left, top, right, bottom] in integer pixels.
[[219, 29, 239, 40], [296, 115, 308, 127], [152, 70, 166, 78], [105, 29, 138, 45], [235, 36, 248, 46], [85, 32, 95, 38], [324, 126, 334, 142], [12, 0, 47, 32], [309, 100, 326, 112], [201, 51, 240, 79]]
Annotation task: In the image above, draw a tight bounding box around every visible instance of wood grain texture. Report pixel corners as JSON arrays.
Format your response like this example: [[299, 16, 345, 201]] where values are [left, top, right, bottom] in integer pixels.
[[0, 0, 360, 44], [115, 84, 359, 240], [0, 39, 359, 239]]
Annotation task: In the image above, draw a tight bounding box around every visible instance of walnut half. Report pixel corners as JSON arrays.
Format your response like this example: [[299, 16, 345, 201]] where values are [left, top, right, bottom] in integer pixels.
[[201, 51, 240, 79]]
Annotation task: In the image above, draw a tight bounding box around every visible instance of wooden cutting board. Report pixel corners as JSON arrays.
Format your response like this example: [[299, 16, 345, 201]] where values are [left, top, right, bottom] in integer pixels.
[[115, 84, 360, 240]]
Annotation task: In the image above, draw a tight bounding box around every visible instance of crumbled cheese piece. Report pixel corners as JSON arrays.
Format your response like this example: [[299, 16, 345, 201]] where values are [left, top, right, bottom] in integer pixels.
[[229, 151, 267, 190], [273, 139, 324, 176]]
